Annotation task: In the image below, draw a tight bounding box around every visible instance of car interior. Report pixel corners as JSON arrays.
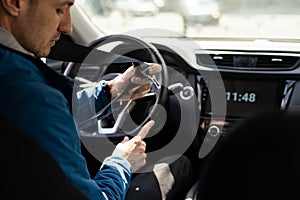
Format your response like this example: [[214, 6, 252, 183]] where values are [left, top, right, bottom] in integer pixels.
[[1, 117, 89, 200], [5, 0, 300, 199], [185, 109, 300, 199]]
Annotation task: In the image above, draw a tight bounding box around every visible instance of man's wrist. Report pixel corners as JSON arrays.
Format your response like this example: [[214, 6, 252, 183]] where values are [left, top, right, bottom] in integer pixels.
[[106, 80, 114, 90], [99, 80, 112, 100]]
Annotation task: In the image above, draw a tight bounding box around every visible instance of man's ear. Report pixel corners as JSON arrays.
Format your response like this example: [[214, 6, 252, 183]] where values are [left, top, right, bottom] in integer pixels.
[[1, 0, 21, 16]]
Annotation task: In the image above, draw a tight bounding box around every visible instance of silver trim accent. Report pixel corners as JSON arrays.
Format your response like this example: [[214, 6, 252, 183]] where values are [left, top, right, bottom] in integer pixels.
[[208, 125, 221, 137], [281, 80, 296, 110], [180, 86, 195, 100]]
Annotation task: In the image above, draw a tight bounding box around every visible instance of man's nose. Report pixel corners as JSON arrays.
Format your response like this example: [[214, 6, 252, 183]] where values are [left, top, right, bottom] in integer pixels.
[[58, 9, 72, 35]]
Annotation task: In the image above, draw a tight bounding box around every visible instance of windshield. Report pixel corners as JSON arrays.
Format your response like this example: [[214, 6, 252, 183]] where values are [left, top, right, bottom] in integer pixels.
[[76, 0, 300, 40]]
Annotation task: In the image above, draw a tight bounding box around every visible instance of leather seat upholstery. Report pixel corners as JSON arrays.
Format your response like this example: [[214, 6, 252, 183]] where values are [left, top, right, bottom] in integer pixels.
[[185, 109, 300, 200], [0, 118, 89, 200]]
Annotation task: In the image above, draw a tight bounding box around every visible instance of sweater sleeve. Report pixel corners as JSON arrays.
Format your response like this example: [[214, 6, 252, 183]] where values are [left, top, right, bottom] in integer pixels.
[[73, 81, 112, 129], [95, 156, 132, 200], [6, 82, 131, 200], [0, 49, 132, 200]]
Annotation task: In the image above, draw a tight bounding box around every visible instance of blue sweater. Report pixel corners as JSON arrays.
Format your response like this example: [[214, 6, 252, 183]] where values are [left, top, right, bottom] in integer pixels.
[[0, 46, 131, 200]]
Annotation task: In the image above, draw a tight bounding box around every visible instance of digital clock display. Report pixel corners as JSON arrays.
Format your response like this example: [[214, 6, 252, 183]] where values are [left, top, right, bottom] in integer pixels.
[[226, 92, 256, 103], [202, 79, 285, 118]]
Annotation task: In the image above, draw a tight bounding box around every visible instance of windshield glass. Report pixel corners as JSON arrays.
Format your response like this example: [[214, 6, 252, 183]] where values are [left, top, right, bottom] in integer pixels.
[[76, 0, 300, 40]]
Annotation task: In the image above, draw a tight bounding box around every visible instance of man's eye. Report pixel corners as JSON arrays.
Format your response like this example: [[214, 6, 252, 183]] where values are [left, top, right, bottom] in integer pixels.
[[56, 9, 64, 14]]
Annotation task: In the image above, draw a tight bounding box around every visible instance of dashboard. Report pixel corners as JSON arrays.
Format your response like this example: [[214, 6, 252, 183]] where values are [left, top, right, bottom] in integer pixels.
[[144, 37, 300, 138], [62, 35, 300, 159]]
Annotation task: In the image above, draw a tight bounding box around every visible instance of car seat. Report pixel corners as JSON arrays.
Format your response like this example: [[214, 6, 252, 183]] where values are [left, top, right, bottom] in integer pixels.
[[185, 109, 300, 200], [0, 117, 89, 199]]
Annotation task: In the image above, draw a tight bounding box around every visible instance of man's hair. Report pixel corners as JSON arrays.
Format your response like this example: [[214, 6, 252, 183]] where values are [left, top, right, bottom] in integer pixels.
[[0, 1, 4, 14], [0, 0, 39, 11]]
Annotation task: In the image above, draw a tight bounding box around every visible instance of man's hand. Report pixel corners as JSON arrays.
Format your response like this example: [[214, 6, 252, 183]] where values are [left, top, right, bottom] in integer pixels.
[[107, 63, 162, 101], [112, 120, 155, 172]]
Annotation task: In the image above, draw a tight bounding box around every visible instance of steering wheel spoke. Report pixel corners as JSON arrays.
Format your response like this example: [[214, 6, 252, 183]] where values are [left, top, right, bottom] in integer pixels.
[[98, 100, 132, 134]]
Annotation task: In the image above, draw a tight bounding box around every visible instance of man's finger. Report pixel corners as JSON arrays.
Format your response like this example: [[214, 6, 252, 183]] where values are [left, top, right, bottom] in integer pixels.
[[122, 65, 135, 81], [134, 120, 155, 141], [131, 76, 152, 85], [121, 136, 130, 143], [147, 63, 162, 75]]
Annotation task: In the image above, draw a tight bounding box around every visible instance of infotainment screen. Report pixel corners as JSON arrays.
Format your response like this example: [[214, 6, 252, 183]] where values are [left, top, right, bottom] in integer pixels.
[[200, 78, 285, 118]]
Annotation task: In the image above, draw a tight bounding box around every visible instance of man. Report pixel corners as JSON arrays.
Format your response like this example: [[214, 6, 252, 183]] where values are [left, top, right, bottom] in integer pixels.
[[0, 0, 193, 199]]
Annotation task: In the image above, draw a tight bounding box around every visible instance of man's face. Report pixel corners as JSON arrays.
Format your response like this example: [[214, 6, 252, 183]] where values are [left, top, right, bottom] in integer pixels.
[[14, 0, 74, 57]]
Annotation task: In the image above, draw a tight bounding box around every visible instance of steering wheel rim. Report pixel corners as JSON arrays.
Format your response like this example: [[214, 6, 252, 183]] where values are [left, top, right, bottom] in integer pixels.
[[65, 34, 168, 137]]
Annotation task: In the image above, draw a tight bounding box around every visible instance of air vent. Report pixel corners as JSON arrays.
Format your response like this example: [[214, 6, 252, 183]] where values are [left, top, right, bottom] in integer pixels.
[[256, 55, 299, 69], [197, 54, 234, 66], [196, 52, 300, 70]]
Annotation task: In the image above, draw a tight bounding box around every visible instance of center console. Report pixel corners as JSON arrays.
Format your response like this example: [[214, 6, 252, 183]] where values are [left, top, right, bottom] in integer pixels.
[[196, 74, 295, 137]]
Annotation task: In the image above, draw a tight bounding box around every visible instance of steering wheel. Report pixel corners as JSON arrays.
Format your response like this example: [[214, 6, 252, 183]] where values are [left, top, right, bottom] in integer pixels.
[[64, 34, 168, 139]]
